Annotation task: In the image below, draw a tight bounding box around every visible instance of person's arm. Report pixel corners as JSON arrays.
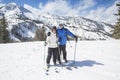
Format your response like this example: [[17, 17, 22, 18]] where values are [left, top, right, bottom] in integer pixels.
[[66, 28, 78, 42], [46, 37, 50, 43], [44, 32, 50, 46], [66, 29, 75, 37], [44, 37, 49, 46]]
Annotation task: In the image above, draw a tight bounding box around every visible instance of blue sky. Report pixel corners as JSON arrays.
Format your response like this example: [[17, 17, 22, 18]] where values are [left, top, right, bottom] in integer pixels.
[[0, 0, 118, 24], [1, 0, 116, 9]]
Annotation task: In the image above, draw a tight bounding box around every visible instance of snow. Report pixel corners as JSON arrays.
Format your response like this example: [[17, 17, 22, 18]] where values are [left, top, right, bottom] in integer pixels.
[[0, 40, 120, 80], [0, 3, 114, 41], [27, 31, 35, 38]]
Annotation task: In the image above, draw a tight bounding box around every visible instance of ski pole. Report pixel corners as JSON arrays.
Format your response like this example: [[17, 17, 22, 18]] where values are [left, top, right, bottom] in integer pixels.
[[44, 41, 46, 68], [73, 40, 77, 66]]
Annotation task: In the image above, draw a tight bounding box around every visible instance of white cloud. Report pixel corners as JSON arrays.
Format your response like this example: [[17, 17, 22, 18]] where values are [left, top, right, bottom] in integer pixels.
[[39, 3, 43, 9], [77, 0, 96, 10], [39, 0, 76, 16], [39, 0, 96, 16], [86, 0, 118, 24], [38, 0, 118, 24]]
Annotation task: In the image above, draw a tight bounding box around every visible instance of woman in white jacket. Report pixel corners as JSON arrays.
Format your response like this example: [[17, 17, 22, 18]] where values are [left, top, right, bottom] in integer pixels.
[[46, 27, 59, 66]]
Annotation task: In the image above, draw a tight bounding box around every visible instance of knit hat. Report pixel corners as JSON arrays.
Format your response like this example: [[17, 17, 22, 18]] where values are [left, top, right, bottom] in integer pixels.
[[51, 26, 57, 32], [59, 24, 63, 29], [52, 26, 57, 30]]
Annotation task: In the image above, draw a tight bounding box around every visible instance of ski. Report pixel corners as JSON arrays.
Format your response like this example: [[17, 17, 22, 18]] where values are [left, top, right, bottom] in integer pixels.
[[44, 68, 49, 75], [43, 65, 50, 75], [54, 67, 59, 73], [44, 64, 61, 75], [45, 69, 49, 75], [61, 61, 78, 70]]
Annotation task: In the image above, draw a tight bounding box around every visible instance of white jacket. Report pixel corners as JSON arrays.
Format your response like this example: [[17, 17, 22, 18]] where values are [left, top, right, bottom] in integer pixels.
[[46, 32, 58, 48]]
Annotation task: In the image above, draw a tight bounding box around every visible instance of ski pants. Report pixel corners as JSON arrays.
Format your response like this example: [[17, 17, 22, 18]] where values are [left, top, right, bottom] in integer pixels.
[[59, 45, 67, 60], [46, 48, 57, 65], [56, 47, 61, 63]]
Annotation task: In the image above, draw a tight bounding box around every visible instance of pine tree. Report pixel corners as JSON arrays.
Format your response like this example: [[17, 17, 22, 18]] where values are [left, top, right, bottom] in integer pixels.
[[34, 27, 46, 41], [112, 2, 120, 39], [0, 14, 11, 43], [0, 19, 3, 43]]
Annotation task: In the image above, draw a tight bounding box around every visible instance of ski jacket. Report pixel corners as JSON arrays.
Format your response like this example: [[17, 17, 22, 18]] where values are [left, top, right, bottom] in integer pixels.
[[57, 27, 75, 45], [46, 32, 58, 48]]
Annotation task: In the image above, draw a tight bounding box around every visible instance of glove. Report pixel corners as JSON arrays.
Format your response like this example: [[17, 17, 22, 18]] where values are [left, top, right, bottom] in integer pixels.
[[44, 42, 47, 46], [74, 36, 78, 42], [58, 42, 60, 45], [47, 32, 51, 36]]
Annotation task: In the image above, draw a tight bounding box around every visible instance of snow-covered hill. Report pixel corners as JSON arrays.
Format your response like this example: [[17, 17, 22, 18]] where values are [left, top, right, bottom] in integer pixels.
[[0, 40, 120, 80], [0, 2, 114, 42]]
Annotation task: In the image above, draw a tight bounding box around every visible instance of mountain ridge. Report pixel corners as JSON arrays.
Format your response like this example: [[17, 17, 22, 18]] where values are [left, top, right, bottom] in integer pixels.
[[0, 2, 114, 42]]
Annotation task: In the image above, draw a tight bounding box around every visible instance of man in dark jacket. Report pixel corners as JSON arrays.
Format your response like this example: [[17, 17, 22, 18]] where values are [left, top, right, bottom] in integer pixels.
[[57, 24, 78, 63]]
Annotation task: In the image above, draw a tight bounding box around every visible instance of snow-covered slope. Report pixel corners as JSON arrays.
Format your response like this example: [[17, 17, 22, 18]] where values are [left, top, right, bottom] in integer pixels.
[[0, 2, 114, 41], [0, 40, 120, 80]]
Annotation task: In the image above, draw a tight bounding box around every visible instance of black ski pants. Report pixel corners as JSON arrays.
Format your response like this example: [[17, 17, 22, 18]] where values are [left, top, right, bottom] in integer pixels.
[[46, 48, 57, 65], [56, 47, 61, 63], [59, 45, 67, 60]]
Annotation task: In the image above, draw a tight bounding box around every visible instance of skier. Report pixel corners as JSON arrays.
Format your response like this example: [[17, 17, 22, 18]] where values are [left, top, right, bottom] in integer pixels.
[[45, 27, 60, 67], [57, 24, 78, 63]]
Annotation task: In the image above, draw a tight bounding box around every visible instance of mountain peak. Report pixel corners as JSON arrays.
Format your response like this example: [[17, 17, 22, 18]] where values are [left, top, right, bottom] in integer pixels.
[[7, 2, 17, 6], [0, 2, 114, 41], [6, 2, 18, 10]]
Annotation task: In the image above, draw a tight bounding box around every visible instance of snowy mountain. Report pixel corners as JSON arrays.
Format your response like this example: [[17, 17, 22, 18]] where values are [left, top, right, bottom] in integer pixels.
[[0, 2, 114, 42]]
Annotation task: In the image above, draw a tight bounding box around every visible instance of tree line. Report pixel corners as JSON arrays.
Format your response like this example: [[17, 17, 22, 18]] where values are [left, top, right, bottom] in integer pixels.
[[0, 14, 11, 43], [112, 2, 120, 39]]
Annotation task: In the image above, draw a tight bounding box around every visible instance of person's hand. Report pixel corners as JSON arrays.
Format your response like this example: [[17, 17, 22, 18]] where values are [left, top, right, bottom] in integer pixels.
[[44, 42, 47, 46], [74, 36, 78, 42], [47, 32, 51, 36], [58, 42, 60, 45]]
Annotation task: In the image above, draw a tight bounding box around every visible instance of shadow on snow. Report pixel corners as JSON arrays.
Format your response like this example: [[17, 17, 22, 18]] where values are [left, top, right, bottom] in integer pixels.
[[67, 60, 104, 67]]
